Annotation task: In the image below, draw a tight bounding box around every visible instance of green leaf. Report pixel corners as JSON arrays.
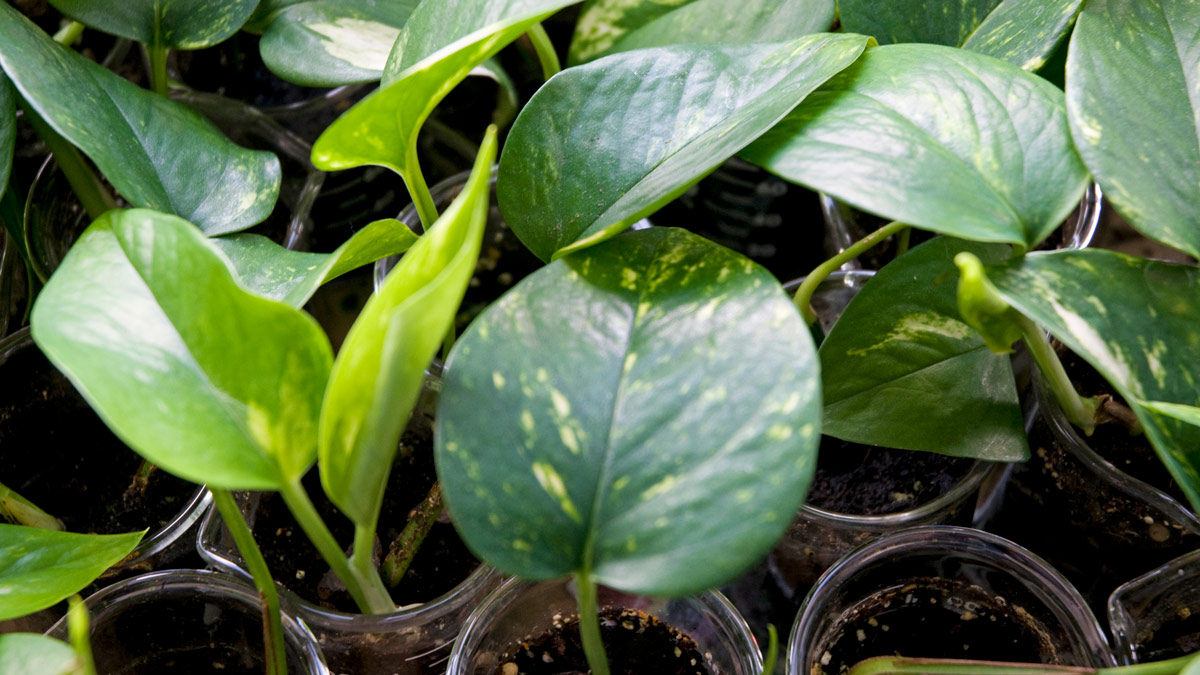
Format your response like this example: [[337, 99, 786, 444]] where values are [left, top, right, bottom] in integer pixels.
[[31, 209, 331, 490], [961, 0, 1082, 71], [245, 0, 306, 32], [498, 33, 870, 262], [1066, 0, 1200, 260], [0, 633, 77, 675], [212, 218, 419, 308], [312, 0, 573, 184], [259, 1, 420, 87], [567, 0, 835, 65], [1143, 401, 1200, 428], [0, 72, 12, 203], [48, 0, 259, 49], [955, 251, 1026, 354], [742, 44, 1088, 249], [437, 227, 821, 596], [319, 128, 495, 528], [819, 238, 1027, 461], [0, 525, 143, 620], [985, 249, 1200, 511], [0, 3, 281, 236]]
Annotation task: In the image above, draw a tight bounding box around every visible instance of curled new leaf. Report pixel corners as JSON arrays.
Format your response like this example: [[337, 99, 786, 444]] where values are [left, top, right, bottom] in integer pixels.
[[954, 252, 1025, 354]]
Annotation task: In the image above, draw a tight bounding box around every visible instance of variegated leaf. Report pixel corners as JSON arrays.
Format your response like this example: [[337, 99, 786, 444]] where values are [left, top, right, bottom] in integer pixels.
[[0, 72, 12, 204], [961, 0, 1082, 71], [986, 249, 1200, 511], [437, 227, 821, 596], [49, 0, 259, 49], [0, 633, 77, 675]]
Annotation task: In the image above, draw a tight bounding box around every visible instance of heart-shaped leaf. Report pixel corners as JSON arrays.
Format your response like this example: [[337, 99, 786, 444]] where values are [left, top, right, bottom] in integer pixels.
[[498, 33, 870, 262], [984, 249, 1200, 511], [319, 128, 495, 528], [0, 72, 12, 204], [0, 633, 77, 674], [567, 0, 835, 65], [31, 209, 332, 490], [212, 218, 419, 308], [312, 0, 574, 189], [820, 238, 1027, 461], [259, 1, 420, 87], [48, 0, 259, 49], [1067, 0, 1200, 260], [742, 44, 1088, 249], [437, 227, 821, 596], [0, 525, 143, 620], [0, 4, 281, 235]]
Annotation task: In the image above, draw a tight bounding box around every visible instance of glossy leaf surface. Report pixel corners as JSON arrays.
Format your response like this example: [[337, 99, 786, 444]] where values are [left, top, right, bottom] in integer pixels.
[[212, 218, 418, 308], [32, 209, 331, 490], [0, 525, 142, 620], [820, 238, 1026, 461], [568, 0, 834, 64], [961, 0, 1082, 71], [319, 129, 494, 527], [49, 0, 258, 49], [0, 73, 12, 203], [259, 1, 419, 86], [1067, 0, 1200, 259], [499, 33, 870, 261], [0, 4, 281, 235], [743, 44, 1087, 249], [437, 227, 821, 596], [0, 633, 76, 675], [986, 249, 1200, 511]]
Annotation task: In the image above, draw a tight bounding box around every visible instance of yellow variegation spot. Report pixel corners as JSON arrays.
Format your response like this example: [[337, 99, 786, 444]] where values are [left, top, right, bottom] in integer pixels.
[[641, 475, 677, 502], [532, 461, 582, 523]]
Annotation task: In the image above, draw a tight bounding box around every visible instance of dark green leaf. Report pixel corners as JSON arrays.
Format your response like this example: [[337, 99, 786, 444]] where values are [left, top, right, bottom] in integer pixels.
[[820, 238, 1027, 461], [0, 633, 76, 675], [49, 0, 258, 49], [568, 0, 834, 64], [839, 0, 999, 47], [319, 129, 495, 527], [245, 0, 306, 32], [1066, 0, 1200, 259], [0, 3, 281, 235], [0, 72, 12, 203], [259, 1, 420, 87], [986, 249, 1200, 511], [212, 218, 419, 308], [742, 44, 1088, 249], [0, 525, 143, 620], [961, 0, 1082, 71], [498, 33, 870, 262], [437, 227, 821, 596], [31, 209, 331, 490]]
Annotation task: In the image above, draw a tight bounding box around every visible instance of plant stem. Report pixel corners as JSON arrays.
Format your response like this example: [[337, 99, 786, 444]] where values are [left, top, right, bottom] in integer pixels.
[[1017, 315, 1099, 435], [148, 44, 170, 97], [576, 573, 611, 675], [382, 481, 444, 589], [53, 21, 84, 46], [441, 325, 456, 362], [793, 220, 909, 324], [896, 227, 912, 256], [762, 624, 779, 675], [0, 478, 63, 530], [278, 479, 395, 614], [528, 23, 561, 81], [211, 490, 286, 675], [404, 145, 439, 232], [124, 460, 156, 500], [67, 595, 96, 675], [20, 102, 116, 220]]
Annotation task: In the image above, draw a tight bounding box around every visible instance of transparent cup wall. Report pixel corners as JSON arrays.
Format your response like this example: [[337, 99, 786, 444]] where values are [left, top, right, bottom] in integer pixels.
[[1109, 549, 1200, 665]]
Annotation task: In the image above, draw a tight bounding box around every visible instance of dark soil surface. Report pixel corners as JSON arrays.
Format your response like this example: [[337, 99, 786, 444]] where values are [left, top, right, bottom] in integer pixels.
[[807, 437, 975, 515], [247, 409, 479, 611], [1132, 604, 1200, 662], [810, 577, 1057, 675], [498, 607, 713, 675]]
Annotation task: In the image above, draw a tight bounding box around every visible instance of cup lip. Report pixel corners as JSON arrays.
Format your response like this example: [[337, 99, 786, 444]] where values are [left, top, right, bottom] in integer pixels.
[[787, 525, 1116, 675], [1107, 548, 1200, 665], [0, 327, 212, 567], [445, 576, 763, 675], [44, 569, 329, 674]]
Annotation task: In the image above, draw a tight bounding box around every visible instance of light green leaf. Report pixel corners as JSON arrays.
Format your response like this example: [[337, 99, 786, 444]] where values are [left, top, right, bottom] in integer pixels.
[[259, 1, 420, 87], [0, 633, 76, 675], [31, 209, 331, 490], [319, 128, 494, 527], [820, 238, 1026, 461], [568, 0, 835, 65], [1066, 0, 1200, 260], [985, 249, 1200, 511], [961, 0, 1083, 71], [743, 44, 1088, 249], [955, 251, 1026, 354], [0, 3, 281, 235], [49, 0, 258, 49], [437, 227, 821, 596], [0, 72, 12, 203], [1144, 401, 1200, 428], [212, 218, 419, 308], [498, 33, 870, 262], [0, 525, 143, 621]]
